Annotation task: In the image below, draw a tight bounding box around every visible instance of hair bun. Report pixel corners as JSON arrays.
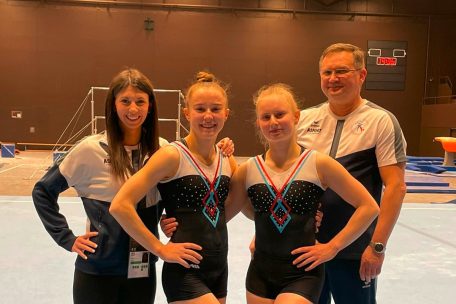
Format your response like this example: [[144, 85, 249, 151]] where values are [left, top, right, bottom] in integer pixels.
[[196, 71, 215, 83]]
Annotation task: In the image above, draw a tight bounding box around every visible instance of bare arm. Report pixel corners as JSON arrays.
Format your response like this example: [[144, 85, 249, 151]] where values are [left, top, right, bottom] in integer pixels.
[[360, 162, 406, 282], [225, 163, 253, 222], [369, 163, 405, 251], [240, 202, 255, 220], [110, 146, 202, 268], [292, 153, 379, 270]]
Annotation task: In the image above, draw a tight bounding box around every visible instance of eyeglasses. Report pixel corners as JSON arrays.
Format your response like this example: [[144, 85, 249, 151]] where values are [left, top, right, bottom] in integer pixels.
[[319, 68, 360, 78]]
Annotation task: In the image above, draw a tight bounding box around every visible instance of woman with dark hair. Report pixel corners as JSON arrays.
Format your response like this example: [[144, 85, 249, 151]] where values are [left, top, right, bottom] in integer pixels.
[[110, 71, 237, 304], [33, 68, 169, 303], [104, 68, 160, 181]]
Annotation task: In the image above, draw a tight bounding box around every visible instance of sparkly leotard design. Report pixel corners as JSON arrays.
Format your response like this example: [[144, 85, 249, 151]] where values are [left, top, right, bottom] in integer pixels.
[[246, 149, 325, 258], [245, 149, 326, 301], [253, 149, 312, 233], [174, 141, 223, 228], [157, 141, 232, 302]]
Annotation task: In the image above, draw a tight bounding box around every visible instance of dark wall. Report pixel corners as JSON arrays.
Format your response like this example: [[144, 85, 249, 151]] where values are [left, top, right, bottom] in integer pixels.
[[419, 16, 456, 157], [1, 0, 453, 156], [420, 104, 456, 156]]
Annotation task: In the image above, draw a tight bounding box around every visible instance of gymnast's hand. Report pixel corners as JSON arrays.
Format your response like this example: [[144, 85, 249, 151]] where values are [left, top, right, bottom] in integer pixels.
[[160, 214, 178, 238], [72, 231, 98, 260], [291, 242, 338, 271], [156, 241, 203, 268], [217, 137, 234, 157]]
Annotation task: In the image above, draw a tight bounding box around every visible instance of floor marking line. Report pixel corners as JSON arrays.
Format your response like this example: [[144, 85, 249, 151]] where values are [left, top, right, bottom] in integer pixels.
[[397, 222, 456, 249], [402, 207, 456, 211], [0, 199, 80, 204], [0, 164, 25, 174]]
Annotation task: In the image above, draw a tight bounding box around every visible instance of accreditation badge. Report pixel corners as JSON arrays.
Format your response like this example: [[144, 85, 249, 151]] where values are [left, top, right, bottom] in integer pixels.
[[127, 238, 150, 279]]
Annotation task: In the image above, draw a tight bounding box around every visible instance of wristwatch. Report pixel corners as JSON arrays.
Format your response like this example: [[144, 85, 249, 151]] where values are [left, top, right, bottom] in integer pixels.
[[369, 241, 386, 254]]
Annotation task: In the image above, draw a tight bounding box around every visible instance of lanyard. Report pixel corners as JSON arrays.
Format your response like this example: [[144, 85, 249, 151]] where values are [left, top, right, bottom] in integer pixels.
[[174, 141, 223, 227], [131, 147, 147, 209], [128, 146, 150, 279], [254, 149, 312, 233], [131, 148, 141, 173]]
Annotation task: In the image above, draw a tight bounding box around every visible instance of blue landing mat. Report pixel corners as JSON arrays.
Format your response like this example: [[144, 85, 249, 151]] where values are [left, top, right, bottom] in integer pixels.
[[406, 181, 450, 187], [407, 156, 444, 161], [406, 164, 447, 173], [407, 189, 456, 194]]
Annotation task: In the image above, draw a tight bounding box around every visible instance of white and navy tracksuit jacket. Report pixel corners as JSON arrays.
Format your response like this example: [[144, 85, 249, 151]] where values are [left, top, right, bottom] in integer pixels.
[[297, 99, 407, 259], [33, 133, 167, 275]]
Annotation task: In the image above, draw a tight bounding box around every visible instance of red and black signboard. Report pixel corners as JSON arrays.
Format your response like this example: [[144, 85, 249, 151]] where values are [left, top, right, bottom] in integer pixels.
[[366, 40, 407, 91]]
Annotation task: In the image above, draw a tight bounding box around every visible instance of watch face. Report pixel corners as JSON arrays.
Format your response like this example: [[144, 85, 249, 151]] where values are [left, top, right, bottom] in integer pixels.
[[374, 243, 384, 253]]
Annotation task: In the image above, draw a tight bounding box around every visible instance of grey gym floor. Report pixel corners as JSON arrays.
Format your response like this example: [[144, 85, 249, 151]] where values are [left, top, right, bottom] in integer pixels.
[[0, 151, 455, 303]]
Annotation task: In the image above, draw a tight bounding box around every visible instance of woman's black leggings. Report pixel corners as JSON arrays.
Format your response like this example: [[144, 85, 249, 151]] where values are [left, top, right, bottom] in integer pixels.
[[73, 266, 156, 304]]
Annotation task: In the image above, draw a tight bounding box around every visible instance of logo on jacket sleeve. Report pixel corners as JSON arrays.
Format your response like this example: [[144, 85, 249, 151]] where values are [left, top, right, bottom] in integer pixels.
[[99, 142, 111, 165]]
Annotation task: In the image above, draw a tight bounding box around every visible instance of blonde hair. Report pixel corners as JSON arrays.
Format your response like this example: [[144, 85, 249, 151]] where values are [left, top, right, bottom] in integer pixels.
[[253, 83, 300, 147], [253, 83, 299, 113], [185, 71, 229, 107]]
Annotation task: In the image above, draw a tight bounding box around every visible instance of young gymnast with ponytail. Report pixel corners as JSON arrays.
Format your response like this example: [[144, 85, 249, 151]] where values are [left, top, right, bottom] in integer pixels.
[[111, 71, 236, 304]]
